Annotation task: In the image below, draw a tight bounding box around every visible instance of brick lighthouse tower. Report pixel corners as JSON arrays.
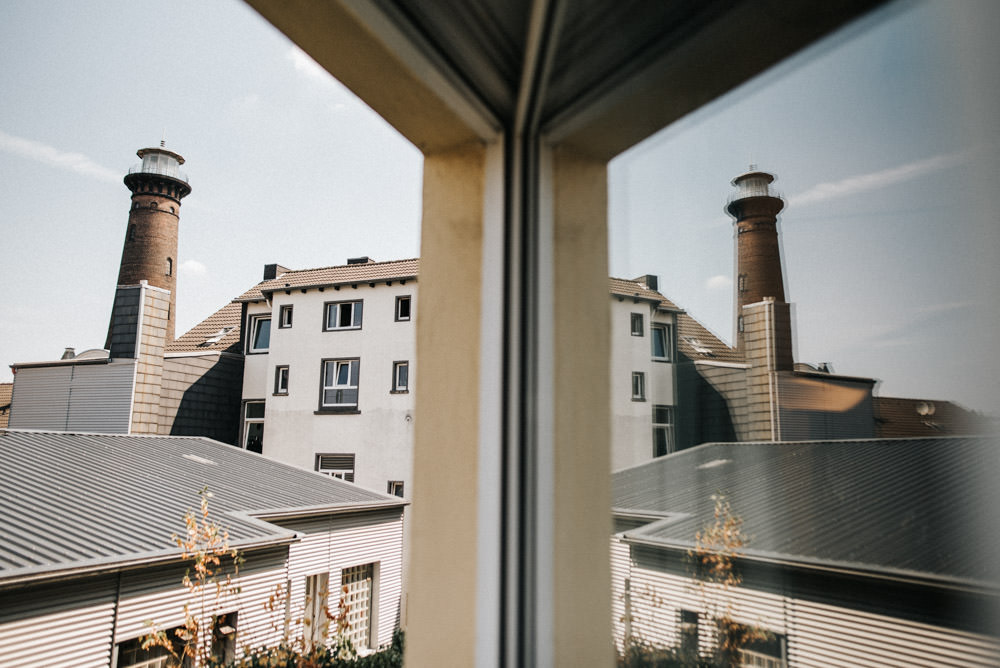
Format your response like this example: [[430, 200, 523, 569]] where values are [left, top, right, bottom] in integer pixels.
[[107, 143, 191, 346], [726, 169, 793, 370]]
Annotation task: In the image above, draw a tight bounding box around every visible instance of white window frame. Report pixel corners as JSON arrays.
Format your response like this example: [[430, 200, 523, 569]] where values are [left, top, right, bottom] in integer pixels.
[[316, 453, 355, 482], [651, 323, 673, 361], [274, 365, 289, 395], [320, 358, 360, 410], [631, 372, 646, 401], [279, 304, 293, 328], [243, 401, 265, 453], [387, 480, 404, 497], [341, 563, 375, 651], [391, 360, 409, 393], [653, 404, 675, 457], [304, 572, 330, 650], [324, 300, 363, 331], [247, 314, 271, 353], [395, 295, 412, 321]]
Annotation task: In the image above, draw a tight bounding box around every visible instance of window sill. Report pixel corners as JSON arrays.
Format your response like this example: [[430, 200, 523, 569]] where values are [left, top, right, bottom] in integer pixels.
[[390, 389, 409, 394], [322, 327, 363, 332], [651, 358, 673, 363], [247, 350, 269, 355], [314, 408, 361, 415], [272, 392, 288, 397], [631, 398, 646, 402]]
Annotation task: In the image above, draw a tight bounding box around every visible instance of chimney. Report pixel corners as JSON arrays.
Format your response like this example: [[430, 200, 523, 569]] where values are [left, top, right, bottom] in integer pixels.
[[263, 263, 291, 280], [347, 256, 372, 265], [61, 347, 76, 360]]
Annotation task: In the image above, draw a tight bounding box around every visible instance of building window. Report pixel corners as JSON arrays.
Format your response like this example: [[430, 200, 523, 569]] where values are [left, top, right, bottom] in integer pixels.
[[395, 295, 412, 321], [274, 365, 289, 395], [243, 401, 264, 454], [679, 610, 699, 659], [341, 563, 375, 650], [631, 372, 646, 401], [279, 304, 293, 328], [115, 632, 185, 668], [324, 300, 363, 331], [733, 627, 786, 668], [127, 224, 136, 240], [304, 572, 330, 650], [211, 612, 238, 665], [316, 453, 355, 482], [391, 360, 409, 393], [651, 323, 672, 361], [320, 358, 360, 410], [248, 315, 271, 353], [387, 480, 404, 497], [166, 257, 173, 277], [630, 313, 644, 336], [653, 405, 675, 457]]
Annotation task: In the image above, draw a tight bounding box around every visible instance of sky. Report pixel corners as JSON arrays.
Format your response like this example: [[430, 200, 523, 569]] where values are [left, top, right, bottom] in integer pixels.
[[1, 1, 998, 414]]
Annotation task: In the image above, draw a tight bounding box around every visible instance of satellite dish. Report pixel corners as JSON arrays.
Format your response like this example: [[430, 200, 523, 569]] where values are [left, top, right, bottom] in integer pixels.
[[916, 401, 936, 416]]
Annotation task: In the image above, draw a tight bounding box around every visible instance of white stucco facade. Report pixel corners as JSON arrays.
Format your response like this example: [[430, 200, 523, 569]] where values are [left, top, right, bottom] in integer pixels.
[[240, 264, 416, 495], [609, 283, 678, 471]]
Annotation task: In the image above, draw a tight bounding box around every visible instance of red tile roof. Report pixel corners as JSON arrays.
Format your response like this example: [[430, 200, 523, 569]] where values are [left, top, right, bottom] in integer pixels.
[[167, 301, 243, 354], [236, 258, 419, 302]]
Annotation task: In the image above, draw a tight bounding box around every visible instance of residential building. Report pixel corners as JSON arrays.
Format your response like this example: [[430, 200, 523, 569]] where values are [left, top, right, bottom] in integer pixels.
[[235, 258, 418, 494], [0, 429, 405, 667], [611, 436, 1000, 666]]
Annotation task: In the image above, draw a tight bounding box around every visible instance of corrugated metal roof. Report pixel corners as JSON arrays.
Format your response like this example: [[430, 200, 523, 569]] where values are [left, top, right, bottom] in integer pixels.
[[235, 258, 420, 302], [613, 437, 1000, 587], [0, 430, 405, 585]]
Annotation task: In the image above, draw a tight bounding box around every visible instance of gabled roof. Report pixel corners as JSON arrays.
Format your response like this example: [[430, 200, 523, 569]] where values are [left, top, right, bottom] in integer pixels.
[[236, 258, 420, 302], [613, 437, 1000, 589], [0, 383, 11, 429], [167, 301, 243, 354], [676, 311, 742, 363], [874, 396, 992, 439], [609, 277, 681, 311], [0, 430, 405, 586]]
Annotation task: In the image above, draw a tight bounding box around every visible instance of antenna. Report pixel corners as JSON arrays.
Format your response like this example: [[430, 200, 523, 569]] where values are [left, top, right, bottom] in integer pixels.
[[160, 128, 166, 148]]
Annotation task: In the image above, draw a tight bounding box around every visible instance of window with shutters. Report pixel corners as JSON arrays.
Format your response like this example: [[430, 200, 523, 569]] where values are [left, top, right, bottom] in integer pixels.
[[315, 453, 355, 482]]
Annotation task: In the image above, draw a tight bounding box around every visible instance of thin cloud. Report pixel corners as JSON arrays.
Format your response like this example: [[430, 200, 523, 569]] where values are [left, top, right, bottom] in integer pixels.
[[789, 151, 970, 207], [0, 130, 119, 183], [705, 275, 732, 291], [180, 259, 208, 276]]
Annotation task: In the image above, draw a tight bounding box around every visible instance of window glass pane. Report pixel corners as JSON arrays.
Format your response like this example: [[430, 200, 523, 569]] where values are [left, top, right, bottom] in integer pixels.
[[336, 362, 350, 385], [398, 363, 408, 388], [253, 318, 270, 349], [245, 402, 265, 419], [651, 327, 666, 358]]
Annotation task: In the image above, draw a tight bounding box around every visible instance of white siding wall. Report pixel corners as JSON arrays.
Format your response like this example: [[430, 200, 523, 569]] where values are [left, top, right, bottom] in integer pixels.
[[0, 576, 117, 668], [281, 508, 404, 650], [9, 361, 135, 433], [615, 539, 1000, 667], [114, 546, 290, 655]]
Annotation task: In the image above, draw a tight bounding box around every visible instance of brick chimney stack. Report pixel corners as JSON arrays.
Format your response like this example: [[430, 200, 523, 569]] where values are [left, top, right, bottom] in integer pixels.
[[726, 169, 787, 354], [106, 144, 191, 346]]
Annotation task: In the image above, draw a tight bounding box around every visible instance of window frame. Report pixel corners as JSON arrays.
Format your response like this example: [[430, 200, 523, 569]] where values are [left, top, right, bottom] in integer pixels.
[[391, 360, 409, 393], [387, 480, 405, 497], [315, 453, 355, 481], [278, 304, 293, 328], [340, 563, 376, 650], [323, 299, 363, 331], [653, 404, 675, 457], [651, 323, 673, 362], [243, 400, 265, 453], [395, 295, 412, 321], [247, 314, 271, 354], [318, 358, 361, 412], [630, 312, 644, 336], [274, 365, 289, 395], [631, 371, 646, 402]]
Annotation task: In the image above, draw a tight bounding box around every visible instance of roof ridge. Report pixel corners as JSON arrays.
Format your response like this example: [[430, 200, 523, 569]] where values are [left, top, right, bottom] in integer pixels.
[[272, 257, 420, 276]]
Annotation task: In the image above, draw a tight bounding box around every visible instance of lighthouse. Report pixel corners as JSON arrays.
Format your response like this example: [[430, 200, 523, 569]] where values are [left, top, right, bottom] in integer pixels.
[[108, 143, 191, 345]]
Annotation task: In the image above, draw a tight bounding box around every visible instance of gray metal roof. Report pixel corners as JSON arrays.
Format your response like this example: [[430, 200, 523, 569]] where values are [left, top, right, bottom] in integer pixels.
[[613, 437, 1000, 589], [0, 430, 405, 585]]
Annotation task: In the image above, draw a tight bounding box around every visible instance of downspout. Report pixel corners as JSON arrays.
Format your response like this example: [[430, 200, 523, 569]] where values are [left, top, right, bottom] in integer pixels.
[[108, 570, 123, 665]]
